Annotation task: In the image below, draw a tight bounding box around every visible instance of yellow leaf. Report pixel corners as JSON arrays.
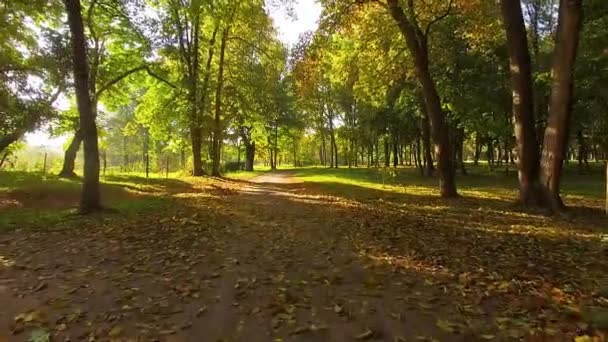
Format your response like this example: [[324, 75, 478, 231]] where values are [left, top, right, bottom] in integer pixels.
[[354, 328, 374, 339], [108, 326, 122, 337], [436, 319, 455, 333]]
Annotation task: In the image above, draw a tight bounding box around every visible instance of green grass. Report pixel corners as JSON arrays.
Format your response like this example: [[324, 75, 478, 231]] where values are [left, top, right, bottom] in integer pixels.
[[1, 163, 605, 231], [0, 170, 173, 231], [290, 163, 606, 202], [223, 169, 269, 180]]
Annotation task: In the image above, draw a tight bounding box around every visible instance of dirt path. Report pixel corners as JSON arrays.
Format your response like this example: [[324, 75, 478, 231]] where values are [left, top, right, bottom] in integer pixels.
[[250, 171, 302, 184], [0, 173, 604, 341]]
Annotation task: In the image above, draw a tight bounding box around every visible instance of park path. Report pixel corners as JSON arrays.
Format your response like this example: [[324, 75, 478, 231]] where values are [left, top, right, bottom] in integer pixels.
[[0, 171, 602, 341]]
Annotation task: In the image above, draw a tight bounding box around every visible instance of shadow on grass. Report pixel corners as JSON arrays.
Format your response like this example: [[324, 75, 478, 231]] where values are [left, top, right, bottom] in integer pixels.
[[0, 171, 184, 230], [208, 177, 607, 298]]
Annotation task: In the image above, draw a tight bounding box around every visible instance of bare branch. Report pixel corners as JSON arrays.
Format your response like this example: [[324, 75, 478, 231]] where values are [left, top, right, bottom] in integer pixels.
[[423, 0, 454, 38]]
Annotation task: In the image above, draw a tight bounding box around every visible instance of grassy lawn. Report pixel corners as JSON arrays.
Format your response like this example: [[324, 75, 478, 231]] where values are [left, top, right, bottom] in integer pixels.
[[291, 163, 606, 205], [0, 171, 176, 230]]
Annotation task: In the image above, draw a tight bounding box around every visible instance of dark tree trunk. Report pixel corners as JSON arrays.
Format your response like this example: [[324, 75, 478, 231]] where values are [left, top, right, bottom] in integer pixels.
[[421, 116, 434, 176], [457, 128, 467, 175], [329, 120, 338, 168], [320, 133, 326, 166], [211, 28, 228, 177], [387, 0, 457, 197], [539, 0, 583, 212], [65, 0, 100, 213], [577, 130, 588, 170], [474, 135, 481, 166], [384, 138, 390, 167], [501, 0, 542, 205], [177, 149, 183, 170], [273, 126, 279, 170], [605, 161, 608, 215], [0, 132, 22, 154], [416, 135, 424, 176], [59, 129, 83, 178], [487, 138, 494, 171], [245, 141, 255, 171], [191, 25, 218, 177], [102, 150, 106, 176], [393, 138, 399, 168]]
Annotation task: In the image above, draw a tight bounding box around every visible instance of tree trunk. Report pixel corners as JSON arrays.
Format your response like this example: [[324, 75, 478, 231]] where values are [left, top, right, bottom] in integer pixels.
[[273, 126, 279, 170], [123, 135, 129, 171], [190, 25, 218, 177], [393, 138, 399, 167], [384, 138, 390, 167], [211, 28, 228, 177], [0, 132, 22, 154], [577, 130, 588, 170], [421, 116, 434, 176], [329, 117, 337, 168], [59, 129, 83, 178], [0, 151, 9, 169], [246, 141, 255, 171], [65, 0, 100, 213], [415, 134, 424, 176], [487, 140, 495, 171], [387, 0, 457, 197], [458, 128, 467, 175], [500, 0, 542, 205], [474, 135, 481, 166], [102, 150, 106, 176], [539, 0, 583, 212]]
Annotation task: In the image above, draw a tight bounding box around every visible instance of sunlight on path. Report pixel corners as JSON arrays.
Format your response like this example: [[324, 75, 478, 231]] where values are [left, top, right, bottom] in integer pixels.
[[249, 171, 302, 184]]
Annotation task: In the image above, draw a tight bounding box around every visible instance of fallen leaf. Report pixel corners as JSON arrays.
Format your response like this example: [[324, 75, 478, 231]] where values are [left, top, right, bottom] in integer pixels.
[[354, 328, 374, 340], [436, 319, 455, 333]]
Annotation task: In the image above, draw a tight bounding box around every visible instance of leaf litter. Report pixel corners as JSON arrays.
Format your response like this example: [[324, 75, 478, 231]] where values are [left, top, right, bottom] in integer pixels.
[[0, 173, 606, 341]]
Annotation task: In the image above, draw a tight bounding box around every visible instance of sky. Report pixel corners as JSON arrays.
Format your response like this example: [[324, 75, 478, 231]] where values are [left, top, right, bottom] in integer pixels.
[[25, 0, 322, 151]]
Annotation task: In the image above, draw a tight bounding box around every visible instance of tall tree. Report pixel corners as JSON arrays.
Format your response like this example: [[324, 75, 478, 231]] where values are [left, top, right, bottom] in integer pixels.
[[385, 0, 457, 197], [500, 0, 542, 205], [64, 0, 101, 213], [539, 0, 584, 211]]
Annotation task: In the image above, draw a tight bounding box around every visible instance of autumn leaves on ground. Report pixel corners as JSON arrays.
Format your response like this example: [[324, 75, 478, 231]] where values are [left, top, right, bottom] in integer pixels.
[[1, 167, 607, 341]]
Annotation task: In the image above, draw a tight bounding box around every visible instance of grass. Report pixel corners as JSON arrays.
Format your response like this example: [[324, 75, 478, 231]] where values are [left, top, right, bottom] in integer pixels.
[[291, 163, 606, 202], [0, 171, 173, 230], [223, 169, 269, 180], [1, 163, 605, 231]]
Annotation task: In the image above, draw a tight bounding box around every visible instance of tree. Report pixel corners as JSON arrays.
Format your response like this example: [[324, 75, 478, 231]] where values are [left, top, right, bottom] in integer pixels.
[[64, 0, 101, 213], [58, 0, 173, 178], [385, 0, 457, 197], [539, 0, 584, 211], [0, 1, 67, 153], [500, 0, 542, 205]]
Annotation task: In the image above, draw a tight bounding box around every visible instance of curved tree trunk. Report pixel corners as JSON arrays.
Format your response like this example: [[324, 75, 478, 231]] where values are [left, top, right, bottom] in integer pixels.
[[65, 0, 101, 213], [59, 129, 83, 178], [500, 0, 542, 206], [387, 0, 457, 197], [0, 132, 22, 154], [540, 0, 583, 212]]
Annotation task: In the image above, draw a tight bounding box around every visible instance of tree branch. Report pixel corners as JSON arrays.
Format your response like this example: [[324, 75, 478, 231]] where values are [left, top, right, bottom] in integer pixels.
[[95, 65, 177, 98], [423, 0, 454, 38]]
